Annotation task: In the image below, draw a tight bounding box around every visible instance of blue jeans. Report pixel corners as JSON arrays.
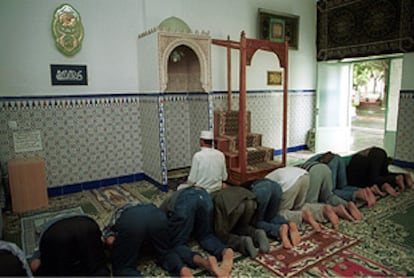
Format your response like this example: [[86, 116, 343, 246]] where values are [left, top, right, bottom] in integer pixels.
[[169, 188, 226, 267], [112, 203, 183, 276], [251, 179, 289, 239], [308, 154, 359, 201]]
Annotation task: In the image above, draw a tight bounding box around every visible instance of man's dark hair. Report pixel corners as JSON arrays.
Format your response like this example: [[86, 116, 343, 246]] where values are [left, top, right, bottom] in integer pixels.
[[202, 139, 213, 146]]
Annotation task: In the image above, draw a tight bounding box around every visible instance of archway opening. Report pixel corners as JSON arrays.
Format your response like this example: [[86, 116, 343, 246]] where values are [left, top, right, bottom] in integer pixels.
[[166, 45, 202, 92]]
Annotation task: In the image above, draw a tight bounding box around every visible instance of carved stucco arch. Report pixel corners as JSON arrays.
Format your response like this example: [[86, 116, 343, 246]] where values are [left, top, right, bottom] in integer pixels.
[[159, 33, 211, 92]]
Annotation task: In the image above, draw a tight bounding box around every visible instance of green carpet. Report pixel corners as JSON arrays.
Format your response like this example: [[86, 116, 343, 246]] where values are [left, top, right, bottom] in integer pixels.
[[341, 188, 414, 276]]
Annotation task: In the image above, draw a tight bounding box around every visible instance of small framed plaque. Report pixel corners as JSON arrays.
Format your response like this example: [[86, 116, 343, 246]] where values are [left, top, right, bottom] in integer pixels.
[[267, 71, 282, 86], [50, 64, 88, 85]]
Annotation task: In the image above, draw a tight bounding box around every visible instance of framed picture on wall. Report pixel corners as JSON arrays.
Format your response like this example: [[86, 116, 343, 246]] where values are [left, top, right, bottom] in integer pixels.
[[258, 8, 300, 50], [269, 18, 285, 42], [267, 70, 282, 86]]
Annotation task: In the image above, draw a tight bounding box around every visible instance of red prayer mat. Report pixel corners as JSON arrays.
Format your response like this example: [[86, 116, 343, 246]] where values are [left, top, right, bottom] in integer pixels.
[[306, 249, 405, 277], [254, 225, 359, 277]]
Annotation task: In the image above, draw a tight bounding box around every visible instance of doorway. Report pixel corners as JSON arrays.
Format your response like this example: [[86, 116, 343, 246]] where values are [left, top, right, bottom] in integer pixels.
[[350, 59, 387, 152], [315, 55, 403, 155]]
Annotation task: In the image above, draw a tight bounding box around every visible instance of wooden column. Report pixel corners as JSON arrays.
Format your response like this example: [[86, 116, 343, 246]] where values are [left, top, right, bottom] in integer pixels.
[[227, 35, 232, 111], [282, 40, 289, 166], [239, 32, 247, 180]]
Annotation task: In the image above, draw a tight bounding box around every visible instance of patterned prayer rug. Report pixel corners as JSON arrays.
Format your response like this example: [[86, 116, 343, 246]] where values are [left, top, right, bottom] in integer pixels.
[[85, 184, 149, 211], [20, 206, 83, 258], [254, 225, 359, 277], [341, 187, 414, 275], [306, 249, 405, 277], [82, 181, 173, 227]]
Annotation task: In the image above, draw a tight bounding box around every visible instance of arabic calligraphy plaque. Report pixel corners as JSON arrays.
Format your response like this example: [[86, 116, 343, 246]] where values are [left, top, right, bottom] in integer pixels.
[[50, 64, 88, 85]]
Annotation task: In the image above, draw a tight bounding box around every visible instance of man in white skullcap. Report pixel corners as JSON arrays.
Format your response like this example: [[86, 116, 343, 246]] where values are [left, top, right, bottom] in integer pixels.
[[186, 130, 228, 193], [180, 130, 268, 259], [188, 130, 226, 223], [161, 130, 234, 276]]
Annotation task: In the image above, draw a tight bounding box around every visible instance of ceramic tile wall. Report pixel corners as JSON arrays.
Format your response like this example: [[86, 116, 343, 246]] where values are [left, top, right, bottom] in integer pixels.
[[162, 93, 210, 171], [164, 94, 191, 170], [211, 91, 315, 151], [288, 93, 316, 147], [211, 94, 230, 112], [0, 97, 142, 189], [189, 94, 210, 156], [0, 91, 317, 192], [139, 96, 164, 184], [395, 91, 414, 162], [246, 92, 283, 149]]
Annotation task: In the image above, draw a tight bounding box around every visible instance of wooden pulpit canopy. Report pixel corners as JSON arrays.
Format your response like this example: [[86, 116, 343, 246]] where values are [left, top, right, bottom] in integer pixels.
[[212, 32, 288, 183]]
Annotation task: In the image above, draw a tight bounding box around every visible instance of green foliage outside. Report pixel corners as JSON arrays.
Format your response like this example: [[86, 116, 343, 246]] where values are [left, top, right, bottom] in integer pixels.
[[352, 60, 388, 107]]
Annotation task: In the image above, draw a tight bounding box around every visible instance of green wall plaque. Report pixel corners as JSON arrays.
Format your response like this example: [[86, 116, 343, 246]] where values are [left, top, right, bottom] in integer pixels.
[[52, 4, 84, 56]]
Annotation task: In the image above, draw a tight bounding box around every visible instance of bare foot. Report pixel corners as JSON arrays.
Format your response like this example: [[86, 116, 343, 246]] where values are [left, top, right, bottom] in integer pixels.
[[405, 173, 414, 189], [302, 209, 322, 232], [198, 255, 231, 278], [365, 187, 377, 207], [382, 183, 398, 197], [289, 222, 301, 246], [333, 204, 355, 222], [180, 266, 194, 278], [323, 205, 340, 229], [346, 201, 362, 221], [396, 175, 405, 192], [371, 184, 386, 197], [220, 248, 234, 277], [194, 255, 220, 277], [356, 188, 375, 207], [280, 224, 293, 249]]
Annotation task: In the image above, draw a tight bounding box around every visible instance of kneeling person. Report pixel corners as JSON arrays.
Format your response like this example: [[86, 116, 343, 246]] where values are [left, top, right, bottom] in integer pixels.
[[30, 214, 110, 276]]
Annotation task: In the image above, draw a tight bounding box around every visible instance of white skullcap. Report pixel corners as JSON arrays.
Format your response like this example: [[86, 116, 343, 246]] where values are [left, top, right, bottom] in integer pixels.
[[200, 130, 214, 140]]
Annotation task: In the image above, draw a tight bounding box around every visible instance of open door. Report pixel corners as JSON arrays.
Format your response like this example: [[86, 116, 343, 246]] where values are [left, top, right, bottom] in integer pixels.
[[383, 57, 402, 157], [315, 62, 352, 154]]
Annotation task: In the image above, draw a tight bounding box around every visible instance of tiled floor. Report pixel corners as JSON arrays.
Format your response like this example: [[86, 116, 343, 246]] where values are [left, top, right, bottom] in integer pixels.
[[350, 106, 385, 152]]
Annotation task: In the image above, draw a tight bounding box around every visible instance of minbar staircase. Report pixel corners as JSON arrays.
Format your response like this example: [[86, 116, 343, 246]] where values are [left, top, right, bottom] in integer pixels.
[[214, 110, 283, 185]]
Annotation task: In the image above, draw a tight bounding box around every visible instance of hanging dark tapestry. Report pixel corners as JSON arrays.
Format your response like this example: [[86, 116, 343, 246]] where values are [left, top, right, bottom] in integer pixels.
[[317, 0, 414, 61]]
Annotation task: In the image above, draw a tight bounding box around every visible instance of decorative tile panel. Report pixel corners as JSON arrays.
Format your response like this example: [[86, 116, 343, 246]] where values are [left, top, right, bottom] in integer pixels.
[[212, 91, 316, 152], [139, 96, 162, 183], [395, 91, 414, 162], [288, 93, 316, 147], [0, 97, 142, 188], [246, 92, 283, 149], [7, 88, 410, 193], [164, 94, 191, 170], [189, 94, 209, 156]]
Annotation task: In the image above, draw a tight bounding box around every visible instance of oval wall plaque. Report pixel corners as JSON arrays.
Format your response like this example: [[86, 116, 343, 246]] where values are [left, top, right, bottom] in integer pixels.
[[52, 3, 84, 56]]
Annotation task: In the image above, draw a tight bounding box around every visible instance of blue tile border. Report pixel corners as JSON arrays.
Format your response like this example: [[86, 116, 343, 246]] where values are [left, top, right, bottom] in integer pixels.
[[62, 183, 83, 195], [211, 89, 316, 95], [118, 174, 135, 184], [0, 89, 316, 102], [143, 175, 168, 192], [274, 144, 308, 156], [392, 159, 414, 169], [47, 172, 168, 197], [400, 90, 414, 94]]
